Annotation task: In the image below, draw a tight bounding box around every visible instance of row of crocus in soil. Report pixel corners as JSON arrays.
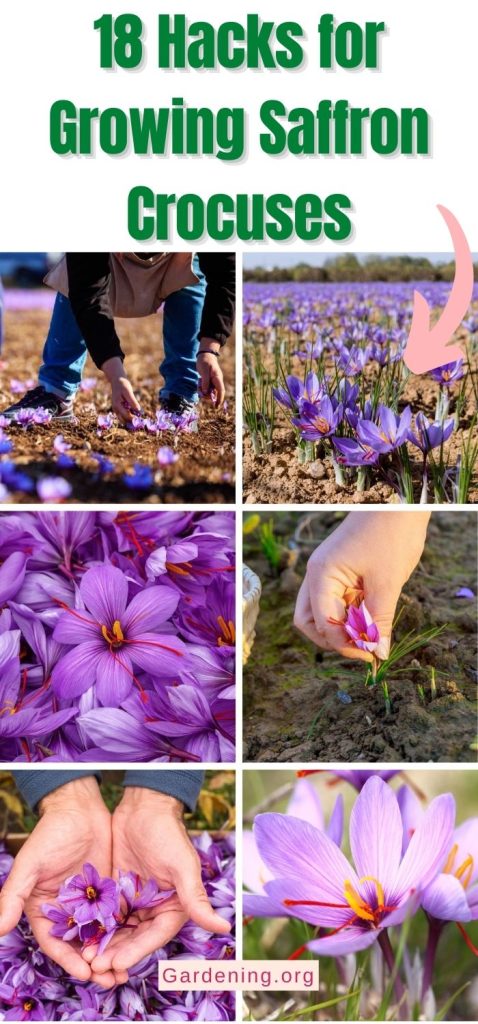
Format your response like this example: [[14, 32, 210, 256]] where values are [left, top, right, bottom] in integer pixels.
[[243, 280, 478, 501], [0, 404, 201, 502], [272, 362, 474, 502], [244, 772, 478, 1021], [0, 832, 235, 1022], [0, 510, 235, 762]]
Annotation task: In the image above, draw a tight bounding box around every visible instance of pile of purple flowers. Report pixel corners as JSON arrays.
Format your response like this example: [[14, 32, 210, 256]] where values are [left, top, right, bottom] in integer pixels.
[[0, 511, 235, 762], [244, 280, 478, 503], [0, 833, 235, 1021], [42, 863, 175, 954]]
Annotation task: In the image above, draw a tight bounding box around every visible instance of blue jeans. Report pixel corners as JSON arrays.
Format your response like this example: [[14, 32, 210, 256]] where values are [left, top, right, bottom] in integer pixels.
[[39, 256, 206, 401]]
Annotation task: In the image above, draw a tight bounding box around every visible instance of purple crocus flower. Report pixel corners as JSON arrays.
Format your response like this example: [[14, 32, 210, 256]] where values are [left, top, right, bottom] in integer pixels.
[[118, 871, 174, 912], [157, 446, 179, 466], [357, 405, 412, 454], [122, 464, 154, 489], [331, 437, 379, 466], [454, 587, 475, 599], [129, 414, 145, 431], [273, 374, 305, 410], [430, 359, 464, 386], [53, 435, 71, 455], [97, 413, 114, 431], [40, 904, 80, 941], [80, 377, 97, 391], [32, 409, 52, 426], [56, 863, 120, 926], [37, 478, 72, 502], [408, 412, 455, 453], [398, 785, 478, 925], [252, 777, 455, 956], [292, 397, 342, 441], [0, 982, 47, 1020], [14, 408, 35, 427], [344, 601, 380, 653], [294, 340, 324, 361], [51, 564, 186, 704]]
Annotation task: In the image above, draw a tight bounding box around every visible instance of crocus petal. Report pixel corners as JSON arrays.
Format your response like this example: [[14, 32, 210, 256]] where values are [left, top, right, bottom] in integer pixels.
[[53, 609, 99, 645], [243, 831, 271, 894], [121, 585, 180, 635], [307, 926, 378, 957], [242, 892, 285, 918], [421, 873, 472, 923], [254, 813, 359, 903], [129, 632, 187, 677], [286, 779, 324, 831], [51, 642, 103, 698], [396, 785, 423, 855], [0, 552, 27, 604], [75, 709, 158, 759], [327, 794, 344, 848], [94, 649, 134, 705], [79, 564, 129, 625], [350, 778, 403, 907], [394, 794, 455, 901], [264, 878, 351, 928]]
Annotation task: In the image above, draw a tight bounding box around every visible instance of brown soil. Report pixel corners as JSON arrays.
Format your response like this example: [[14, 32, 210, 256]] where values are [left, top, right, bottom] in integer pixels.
[[243, 331, 478, 505], [243, 512, 478, 763], [0, 308, 235, 503]]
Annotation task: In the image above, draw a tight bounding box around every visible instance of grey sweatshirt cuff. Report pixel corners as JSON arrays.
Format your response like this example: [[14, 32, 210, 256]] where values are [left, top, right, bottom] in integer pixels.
[[123, 770, 204, 811], [12, 770, 100, 811]]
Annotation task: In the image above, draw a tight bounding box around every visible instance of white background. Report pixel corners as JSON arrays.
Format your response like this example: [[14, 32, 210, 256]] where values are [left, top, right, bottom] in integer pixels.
[[0, 0, 477, 251]]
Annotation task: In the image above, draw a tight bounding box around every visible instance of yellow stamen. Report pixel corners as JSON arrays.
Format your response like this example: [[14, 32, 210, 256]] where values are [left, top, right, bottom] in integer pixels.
[[86, 885, 97, 900], [455, 855, 474, 890], [314, 416, 330, 434], [166, 561, 191, 577], [0, 701, 17, 717], [112, 620, 124, 642], [101, 621, 124, 645], [343, 875, 386, 923], [443, 843, 458, 875], [343, 880, 375, 922], [217, 616, 236, 646]]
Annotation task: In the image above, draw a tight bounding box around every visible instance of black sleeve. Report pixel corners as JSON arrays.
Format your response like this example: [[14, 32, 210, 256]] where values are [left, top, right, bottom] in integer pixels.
[[66, 253, 124, 369], [197, 253, 236, 346]]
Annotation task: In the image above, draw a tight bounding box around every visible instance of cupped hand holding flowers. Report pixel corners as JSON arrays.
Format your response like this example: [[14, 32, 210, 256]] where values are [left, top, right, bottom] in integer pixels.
[[86, 787, 231, 977]]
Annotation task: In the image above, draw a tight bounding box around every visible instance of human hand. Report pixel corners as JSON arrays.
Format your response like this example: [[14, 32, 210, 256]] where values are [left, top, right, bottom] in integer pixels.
[[197, 344, 225, 407], [0, 777, 125, 989], [294, 511, 431, 664], [102, 356, 141, 423], [87, 788, 231, 975]]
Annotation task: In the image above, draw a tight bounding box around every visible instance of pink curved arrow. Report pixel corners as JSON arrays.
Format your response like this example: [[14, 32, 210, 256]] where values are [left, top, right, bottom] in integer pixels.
[[403, 205, 473, 374]]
